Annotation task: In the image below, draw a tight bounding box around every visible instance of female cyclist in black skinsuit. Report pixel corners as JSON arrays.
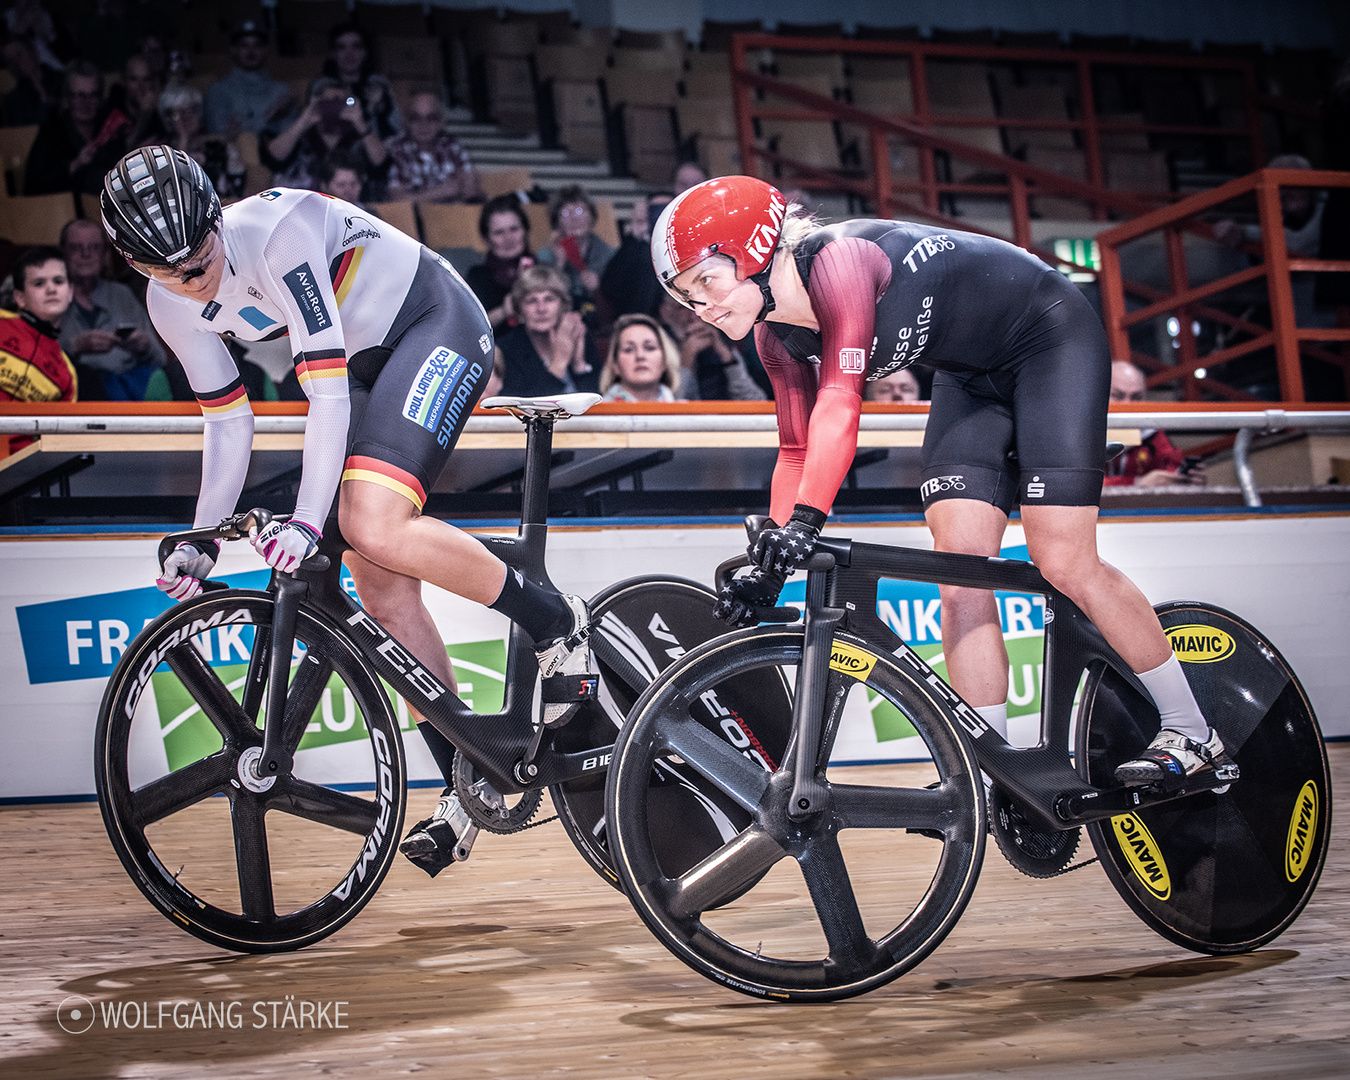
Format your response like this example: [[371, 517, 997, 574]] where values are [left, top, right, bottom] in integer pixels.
[[652, 175, 1233, 787]]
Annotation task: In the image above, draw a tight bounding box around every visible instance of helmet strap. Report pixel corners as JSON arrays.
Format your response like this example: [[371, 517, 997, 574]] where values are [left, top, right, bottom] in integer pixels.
[[749, 253, 777, 324]]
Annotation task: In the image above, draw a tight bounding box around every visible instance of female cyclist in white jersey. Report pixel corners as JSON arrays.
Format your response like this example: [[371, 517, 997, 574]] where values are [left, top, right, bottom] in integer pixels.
[[101, 146, 594, 873]]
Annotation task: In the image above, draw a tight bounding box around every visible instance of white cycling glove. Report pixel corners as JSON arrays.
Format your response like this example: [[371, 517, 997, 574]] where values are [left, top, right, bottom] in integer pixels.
[[251, 519, 321, 573], [156, 540, 219, 601]]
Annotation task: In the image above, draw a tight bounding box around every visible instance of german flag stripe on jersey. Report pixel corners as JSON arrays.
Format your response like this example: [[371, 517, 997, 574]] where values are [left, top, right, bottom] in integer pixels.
[[329, 245, 364, 308], [295, 348, 347, 386], [196, 376, 249, 415], [341, 455, 427, 510]]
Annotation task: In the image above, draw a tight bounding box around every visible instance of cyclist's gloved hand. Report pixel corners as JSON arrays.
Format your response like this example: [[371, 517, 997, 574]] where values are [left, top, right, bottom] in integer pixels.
[[250, 519, 321, 573], [749, 504, 826, 577], [714, 566, 787, 629], [157, 539, 219, 601]]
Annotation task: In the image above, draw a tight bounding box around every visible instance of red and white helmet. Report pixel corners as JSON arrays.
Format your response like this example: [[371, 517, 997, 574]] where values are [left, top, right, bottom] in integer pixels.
[[651, 176, 787, 308]]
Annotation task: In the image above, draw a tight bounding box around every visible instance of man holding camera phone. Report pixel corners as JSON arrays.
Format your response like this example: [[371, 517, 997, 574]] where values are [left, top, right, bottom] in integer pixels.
[[261, 77, 388, 201], [57, 217, 166, 400]]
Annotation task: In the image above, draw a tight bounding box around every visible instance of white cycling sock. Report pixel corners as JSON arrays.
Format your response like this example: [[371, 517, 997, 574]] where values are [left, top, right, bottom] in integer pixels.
[[974, 701, 1008, 740], [1135, 654, 1209, 741]]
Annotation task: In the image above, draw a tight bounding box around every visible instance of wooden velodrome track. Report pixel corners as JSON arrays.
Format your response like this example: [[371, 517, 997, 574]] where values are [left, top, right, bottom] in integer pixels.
[[3, 747, 1347, 1080]]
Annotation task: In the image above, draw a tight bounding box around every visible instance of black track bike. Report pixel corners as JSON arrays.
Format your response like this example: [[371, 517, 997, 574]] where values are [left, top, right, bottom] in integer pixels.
[[93, 395, 792, 953], [604, 519, 1331, 1001]]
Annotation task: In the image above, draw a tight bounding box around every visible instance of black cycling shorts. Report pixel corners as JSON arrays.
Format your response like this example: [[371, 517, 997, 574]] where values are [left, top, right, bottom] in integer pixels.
[[336, 249, 492, 519], [919, 273, 1110, 514]]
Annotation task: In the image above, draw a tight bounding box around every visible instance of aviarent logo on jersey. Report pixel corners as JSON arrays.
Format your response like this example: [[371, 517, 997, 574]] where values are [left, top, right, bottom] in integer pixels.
[[282, 263, 332, 335]]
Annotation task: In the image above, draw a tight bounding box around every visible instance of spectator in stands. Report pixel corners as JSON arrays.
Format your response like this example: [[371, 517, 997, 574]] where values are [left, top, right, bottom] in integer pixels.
[[24, 61, 129, 194], [160, 85, 247, 201], [203, 20, 294, 138], [465, 194, 534, 331], [600, 191, 670, 319], [536, 184, 614, 324], [1317, 58, 1350, 330], [658, 292, 766, 401], [673, 161, 708, 192], [320, 23, 401, 140], [600, 313, 683, 402], [1213, 154, 1329, 328], [2, 38, 61, 126], [262, 77, 389, 198], [315, 150, 368, 207], [1103, 360, 1203, 488], [866, 368, 924, 403], [493, 264, 599, 398], [4, 0, 65, 74], [1, 246, 77, 422], [111, 52, 167, 147], [57, 217, 164, 401], [386, 91, 482, 203]]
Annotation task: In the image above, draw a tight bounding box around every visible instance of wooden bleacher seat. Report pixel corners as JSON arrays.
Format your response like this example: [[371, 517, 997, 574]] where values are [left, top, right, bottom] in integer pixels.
[[419, 202, 482, 250], [470, 20, 540, 59], [774, 52, 847, 94], [0, 125, 39, 197], [848, 55, 913, 82], [0, 192, 79, 246], [699, 21, 763, 52], [1024, 147, 1091, 219], [997, 83, 1075, 154], [604, 66, 679, 109], [683, 51, 734, 97], [610, 47, 684, 75], [1104, 149, 1171, 193], [368, 200, 419, 241], [615, 29, 687, 53], [478, 167, 532, 199], [677, 98, 738, 142], [622, 105, 679, 184], [849, 77, 915, 116], [767, 120, 842, 171], [551, 80, 608, 161], [777, 23, 846, 39], [380, 36, 444, 83], [535, 43, 611, 84]]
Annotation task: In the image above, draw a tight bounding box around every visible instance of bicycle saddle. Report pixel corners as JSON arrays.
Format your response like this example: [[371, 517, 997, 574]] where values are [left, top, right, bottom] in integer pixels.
[[480, 393, 602, 419]]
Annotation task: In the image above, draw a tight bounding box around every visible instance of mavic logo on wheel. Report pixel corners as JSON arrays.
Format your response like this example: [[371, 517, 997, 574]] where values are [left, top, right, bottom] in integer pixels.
[[1285, 781, 1318, 883], [1111, 813, 1171, 900], [1168, 625, 1235, 664], [829, 641, 877, 681]]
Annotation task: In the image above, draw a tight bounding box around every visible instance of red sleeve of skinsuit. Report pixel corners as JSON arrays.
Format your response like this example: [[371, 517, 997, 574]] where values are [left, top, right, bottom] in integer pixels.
[[764, 237, 892, 522]]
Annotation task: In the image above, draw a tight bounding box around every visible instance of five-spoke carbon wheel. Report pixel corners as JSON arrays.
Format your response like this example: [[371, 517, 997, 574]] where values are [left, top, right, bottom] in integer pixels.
[[551, 576, 793, 893], [606, 628, 984, 1001], [95, 590, 406, 952], [1079, 601, 1331, 954]]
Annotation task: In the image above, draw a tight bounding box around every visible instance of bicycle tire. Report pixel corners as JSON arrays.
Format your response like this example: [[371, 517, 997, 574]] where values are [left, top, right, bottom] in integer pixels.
[[550, 576, 793, 894], [1078, 601, 1331, 954], [606, 627, 985, 1002], [94, 589, 407, 953]]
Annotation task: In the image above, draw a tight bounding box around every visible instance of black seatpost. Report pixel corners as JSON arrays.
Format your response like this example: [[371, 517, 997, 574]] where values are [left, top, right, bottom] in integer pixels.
[[519, 415, 556, 529]]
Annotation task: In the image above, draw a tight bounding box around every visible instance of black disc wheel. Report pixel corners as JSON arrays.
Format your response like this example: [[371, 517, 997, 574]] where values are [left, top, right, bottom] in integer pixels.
[[94, 590, 406, 953], [550, 576, 793, 893], [606, 628, 984, 1002], [1078, 601, 1331, 954]]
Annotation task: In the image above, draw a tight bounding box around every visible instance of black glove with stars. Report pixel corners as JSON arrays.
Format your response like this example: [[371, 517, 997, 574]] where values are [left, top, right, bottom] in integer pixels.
[[749, 504, 827, 577], [713, 566, 788, 628]]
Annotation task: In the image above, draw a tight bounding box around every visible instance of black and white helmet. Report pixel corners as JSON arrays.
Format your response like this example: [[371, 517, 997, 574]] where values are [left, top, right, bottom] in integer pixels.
[[100, 145, 222, 266]]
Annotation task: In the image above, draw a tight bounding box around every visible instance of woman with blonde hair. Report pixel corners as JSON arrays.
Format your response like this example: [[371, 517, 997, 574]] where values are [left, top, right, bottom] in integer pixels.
[[601, 313, 682, 402], [494, 263, 599, 397]]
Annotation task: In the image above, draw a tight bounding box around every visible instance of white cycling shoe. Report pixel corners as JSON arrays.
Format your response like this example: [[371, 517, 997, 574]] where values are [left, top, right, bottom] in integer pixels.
[[1114, 727, 1239, 790], [535, 594, 598, 727]]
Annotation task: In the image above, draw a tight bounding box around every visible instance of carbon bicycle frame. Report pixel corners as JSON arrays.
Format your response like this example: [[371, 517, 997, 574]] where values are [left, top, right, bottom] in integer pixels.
[[804, 535, 1213, 831], [259, 414, 618, 797]]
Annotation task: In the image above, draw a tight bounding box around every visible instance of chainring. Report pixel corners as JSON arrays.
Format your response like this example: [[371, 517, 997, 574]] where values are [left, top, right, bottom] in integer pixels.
[[989, 784, 1083, 879], [453, 751, 543, 834]]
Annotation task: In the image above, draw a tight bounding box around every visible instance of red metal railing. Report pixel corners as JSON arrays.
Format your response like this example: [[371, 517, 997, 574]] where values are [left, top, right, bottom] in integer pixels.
[[1097, 168, 1350, 402], [728, 32, 1266, 236]]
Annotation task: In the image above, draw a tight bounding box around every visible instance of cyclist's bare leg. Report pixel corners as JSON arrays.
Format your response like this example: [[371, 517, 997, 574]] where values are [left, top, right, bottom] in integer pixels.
[[925, 498, 1010, 708], [338, 478, 508, 607], [1018, 503, 1172, 673], [342, 547, 457, 703]]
